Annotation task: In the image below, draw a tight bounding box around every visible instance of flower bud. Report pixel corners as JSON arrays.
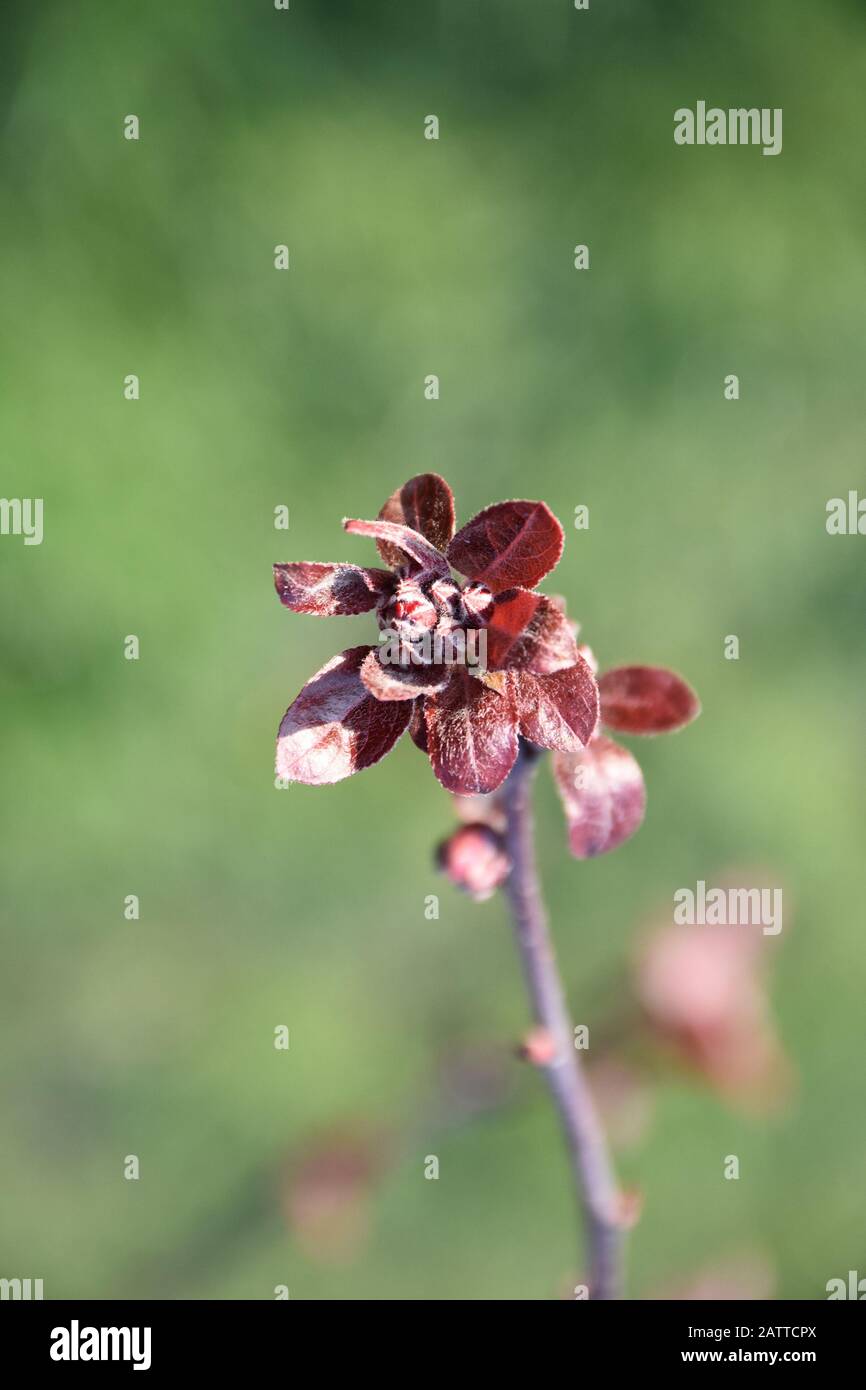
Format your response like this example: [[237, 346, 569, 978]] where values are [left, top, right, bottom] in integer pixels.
[[436, 823, 511, 901], [518, 1025, 558, 1066]]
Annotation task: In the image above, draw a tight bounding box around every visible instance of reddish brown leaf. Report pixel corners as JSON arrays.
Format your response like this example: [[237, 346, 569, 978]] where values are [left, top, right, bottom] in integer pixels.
[[552, 736, 646, 858], [408, 699, 429, 752], [376, 474, 456, 568], [274, 562, 392, 616], [343, 517, 449, 575], [447, 499, 564, 593], [486, 589, 579, 674], [425, 669, 519, 794], [599, 666, 701, 735], [359, 649, 450, 702], [512, 657, 599, 753], [276, 646, 411, 784]]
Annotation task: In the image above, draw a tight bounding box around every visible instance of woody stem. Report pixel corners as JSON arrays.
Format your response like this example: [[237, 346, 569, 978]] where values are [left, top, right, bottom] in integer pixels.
[[500, 744, 625, 1300]]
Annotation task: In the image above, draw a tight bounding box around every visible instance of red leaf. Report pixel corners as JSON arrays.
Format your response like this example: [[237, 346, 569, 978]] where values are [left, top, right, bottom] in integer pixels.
[[343, 517, 449, 575], [425, 669, 519, 794], [274, 562, 392, 616], [552, 736, 646, 858], [376, 474, 456, 568], [409, 699, 429, 752], [512, 657, 599, 753], [447, 499, 564, 593], [486, 589, 579, 674], [359, 649, 449, 701], [276, 646, 412, 784], [599, 666, 700, 735]]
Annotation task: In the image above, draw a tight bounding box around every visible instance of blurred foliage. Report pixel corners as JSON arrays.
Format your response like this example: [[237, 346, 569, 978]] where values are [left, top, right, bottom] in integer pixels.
[[1, 0, 865, 1299]]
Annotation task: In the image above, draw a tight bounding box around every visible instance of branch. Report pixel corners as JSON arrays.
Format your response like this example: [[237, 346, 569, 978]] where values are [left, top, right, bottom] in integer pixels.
[[501, 744, 625, 1299]]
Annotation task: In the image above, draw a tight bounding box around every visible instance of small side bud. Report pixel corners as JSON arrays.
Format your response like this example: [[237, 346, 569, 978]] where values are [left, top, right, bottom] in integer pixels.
[[614, 1187, 643, 1230], [436, 823, 510, 901], [518, 1026, 558, 1067]]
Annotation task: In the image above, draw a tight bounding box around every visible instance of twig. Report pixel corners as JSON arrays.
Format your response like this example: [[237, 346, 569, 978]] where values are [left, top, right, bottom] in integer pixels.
[[501, 744, 625, 1299]]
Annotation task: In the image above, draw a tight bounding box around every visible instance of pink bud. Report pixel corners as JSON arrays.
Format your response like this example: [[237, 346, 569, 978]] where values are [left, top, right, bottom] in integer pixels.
[[437, 823, 511, 901], [518, 1025, 558, 1066]]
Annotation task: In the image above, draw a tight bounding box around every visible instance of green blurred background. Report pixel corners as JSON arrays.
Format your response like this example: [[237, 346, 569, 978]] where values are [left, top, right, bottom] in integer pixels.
[[2, 0, 865, 1299]]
